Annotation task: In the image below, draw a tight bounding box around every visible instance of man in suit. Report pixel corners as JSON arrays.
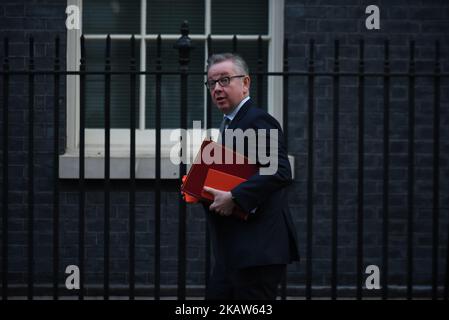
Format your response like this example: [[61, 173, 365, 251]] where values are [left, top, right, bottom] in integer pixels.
[[202, 53, 299, 300]]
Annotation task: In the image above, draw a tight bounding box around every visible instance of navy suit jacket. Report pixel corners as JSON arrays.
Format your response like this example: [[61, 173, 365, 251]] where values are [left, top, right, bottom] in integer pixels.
[[205, 98, 300, 271]]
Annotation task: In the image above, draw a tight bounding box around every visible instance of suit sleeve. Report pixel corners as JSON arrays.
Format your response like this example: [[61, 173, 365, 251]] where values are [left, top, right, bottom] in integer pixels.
[[230, 113, 293, 214]]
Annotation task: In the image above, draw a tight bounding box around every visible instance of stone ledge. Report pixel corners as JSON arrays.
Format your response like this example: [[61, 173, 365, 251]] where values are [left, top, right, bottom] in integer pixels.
[[59, 154, 295, 180]]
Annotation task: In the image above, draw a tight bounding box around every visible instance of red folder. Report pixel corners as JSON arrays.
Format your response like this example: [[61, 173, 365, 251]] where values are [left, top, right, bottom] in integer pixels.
[[201, 169, 247, 201], [181, 139, 258, 220]]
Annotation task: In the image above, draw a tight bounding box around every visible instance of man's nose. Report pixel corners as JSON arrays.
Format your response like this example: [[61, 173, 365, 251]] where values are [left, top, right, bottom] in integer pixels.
[[211, 83, 222, 93]]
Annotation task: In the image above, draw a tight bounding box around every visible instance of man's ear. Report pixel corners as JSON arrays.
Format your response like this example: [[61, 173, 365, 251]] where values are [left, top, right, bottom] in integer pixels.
[[243, 76, 251, 93]]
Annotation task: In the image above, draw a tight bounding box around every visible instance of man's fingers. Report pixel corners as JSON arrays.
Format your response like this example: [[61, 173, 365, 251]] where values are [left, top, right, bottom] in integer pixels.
[[209, 202, 223, 215], [203, 186, 218, 195]]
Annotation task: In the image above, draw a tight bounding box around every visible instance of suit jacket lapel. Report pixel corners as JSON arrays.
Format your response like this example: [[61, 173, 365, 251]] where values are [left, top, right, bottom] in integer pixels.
[[227, 98, 253, 130]]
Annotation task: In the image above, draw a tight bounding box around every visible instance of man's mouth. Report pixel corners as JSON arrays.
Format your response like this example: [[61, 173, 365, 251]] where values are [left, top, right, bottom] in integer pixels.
[[215, 97, 226, 103]]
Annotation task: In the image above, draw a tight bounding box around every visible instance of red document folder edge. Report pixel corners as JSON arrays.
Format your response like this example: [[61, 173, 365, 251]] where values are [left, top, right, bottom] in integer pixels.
[[181, 139, 258, 220], [202, 169, 249, 221], [201, 169, 247, 201]]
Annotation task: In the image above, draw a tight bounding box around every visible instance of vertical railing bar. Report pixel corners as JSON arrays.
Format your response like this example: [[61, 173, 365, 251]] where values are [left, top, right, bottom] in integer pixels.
[[444, 223, 449, 300], [306, 38, 315, 300], [383, 39, 391, 300], [103, 34, 111, 300], [331, 39, 340, 301], [129, 35, 136, 300], [232, 35, 237, 54], [206, 34, 213, 134], [283, 38, 289, 155], [78, 35, 86, 300], [406, 40, 415, 300], [178, 93, 187, 297], [432, 40, 440, 300], [356, 39, 365, 300], [2, 38, 9, 301], [53, 36, 60, 300], [175, 21, 191, 300], [257, 35, 263, 108], [205, 34, 212, 293], [154, 34, 162, 300], [178, 61, 188, 300], [280, 37, 289, 301], [27, 36, 35, 300], [442, 42, 449, 300]]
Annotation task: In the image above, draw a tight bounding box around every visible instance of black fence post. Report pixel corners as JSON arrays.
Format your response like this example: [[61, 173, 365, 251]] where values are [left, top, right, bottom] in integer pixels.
[[53, 36, 60, 300], [306, 39, 315, 300], [155, 34, 162, 300], [27, 36, 35, 300], [283, 38, 289, 153], [78, 35, 86, 300], [174, 20, 192, 300], [432, 40, 440, 300], [406, 40, 415, 300], [446, 212, 449, 299], [129, 34, 137, 301], [280, 37, 289, 301], [205, 34, 212, 294], [206, 34, 213, 133], [383, 39, 391, 300], [356, 39, 365, 300], [257, 35, 263, 108], [104, 34, 111, 300], [2, 37, 9, 301], [331, 39, 340, 300]]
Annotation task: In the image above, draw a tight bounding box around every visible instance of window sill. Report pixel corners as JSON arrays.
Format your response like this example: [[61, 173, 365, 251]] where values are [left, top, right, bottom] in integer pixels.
[[59, 153, 180, 179], [59, 153, 295, 180]]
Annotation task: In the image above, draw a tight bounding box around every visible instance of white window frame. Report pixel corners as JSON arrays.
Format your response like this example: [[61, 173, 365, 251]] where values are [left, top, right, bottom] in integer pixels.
[[60, 0, 290, 179]]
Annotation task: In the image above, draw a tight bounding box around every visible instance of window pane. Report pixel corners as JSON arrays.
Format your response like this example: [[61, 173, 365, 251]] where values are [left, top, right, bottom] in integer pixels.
[[211, 0, 268, 35], [84, 40, 140, 129], [147, 0, 204, 34], [84, 0, 140, 34], [145, 41, 205, 129], [208, 40, 268, 128]]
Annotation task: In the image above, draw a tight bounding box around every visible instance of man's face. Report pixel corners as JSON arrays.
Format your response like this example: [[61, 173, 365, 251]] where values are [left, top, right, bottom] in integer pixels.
[[207, 60, 250, 114]]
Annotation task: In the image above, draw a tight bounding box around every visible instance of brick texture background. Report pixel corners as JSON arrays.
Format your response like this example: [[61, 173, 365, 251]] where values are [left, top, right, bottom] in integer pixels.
[[0, 0, 448, 298]]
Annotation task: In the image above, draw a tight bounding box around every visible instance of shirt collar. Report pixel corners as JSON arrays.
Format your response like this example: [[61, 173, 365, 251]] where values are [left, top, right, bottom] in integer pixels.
[[224, 96, 250, 122]]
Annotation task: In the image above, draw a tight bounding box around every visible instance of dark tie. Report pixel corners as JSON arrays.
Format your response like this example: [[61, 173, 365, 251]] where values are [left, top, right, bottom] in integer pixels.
[[218, 116, 231, 143]]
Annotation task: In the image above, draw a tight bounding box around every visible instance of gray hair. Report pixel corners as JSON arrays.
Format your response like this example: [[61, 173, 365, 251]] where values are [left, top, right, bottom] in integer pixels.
[[206, 53, 249, 75]]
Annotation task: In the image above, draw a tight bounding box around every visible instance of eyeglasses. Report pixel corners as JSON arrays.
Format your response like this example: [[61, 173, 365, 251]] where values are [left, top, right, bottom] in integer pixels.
[[205, 75, 246, 90]]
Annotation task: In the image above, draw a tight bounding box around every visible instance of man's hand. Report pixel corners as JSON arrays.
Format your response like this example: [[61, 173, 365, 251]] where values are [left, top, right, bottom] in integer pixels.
[[203, 186, 235, 217]]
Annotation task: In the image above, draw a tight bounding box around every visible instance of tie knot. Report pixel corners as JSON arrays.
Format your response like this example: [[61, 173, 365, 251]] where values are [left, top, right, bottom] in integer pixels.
[[220, 116, 231, 132], [218, 116, 231, 143]]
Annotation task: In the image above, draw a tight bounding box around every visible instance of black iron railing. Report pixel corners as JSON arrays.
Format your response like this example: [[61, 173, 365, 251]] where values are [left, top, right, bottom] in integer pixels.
[[0, 22, 448, 300]]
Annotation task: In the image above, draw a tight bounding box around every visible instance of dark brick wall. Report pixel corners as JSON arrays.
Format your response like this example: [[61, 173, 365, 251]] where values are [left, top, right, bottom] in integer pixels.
[[0, 1, 206, 297], [285, 0, 449, 296], [1, 0, 70, 291], [0, 0, 448, 298]]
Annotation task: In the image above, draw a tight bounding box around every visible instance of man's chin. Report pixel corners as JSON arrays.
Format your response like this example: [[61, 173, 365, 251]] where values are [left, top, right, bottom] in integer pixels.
[[217, 104, 232, 114]]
